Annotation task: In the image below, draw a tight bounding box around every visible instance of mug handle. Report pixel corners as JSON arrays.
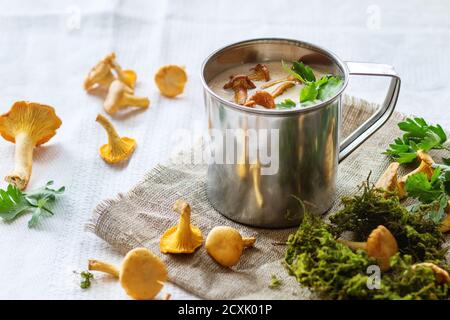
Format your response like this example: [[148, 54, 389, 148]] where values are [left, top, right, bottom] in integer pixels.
[[339, 62, 401, 162]]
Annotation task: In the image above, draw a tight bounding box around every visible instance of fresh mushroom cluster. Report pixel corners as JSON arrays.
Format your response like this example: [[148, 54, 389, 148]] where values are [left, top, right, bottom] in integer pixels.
[[84, 52, 150, 115], [375, 150, 435, 198], [159, 199, 256, 267], [84, 53, 151, 164], [222, 63, 298, 108]]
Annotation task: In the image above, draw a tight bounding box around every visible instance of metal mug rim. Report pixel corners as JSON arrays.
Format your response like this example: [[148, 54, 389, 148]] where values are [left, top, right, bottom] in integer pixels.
[[200, 37, 350, 116]]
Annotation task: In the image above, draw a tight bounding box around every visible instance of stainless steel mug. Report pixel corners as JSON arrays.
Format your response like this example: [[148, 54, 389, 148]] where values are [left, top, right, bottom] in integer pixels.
[[201, 38, 401, 228]]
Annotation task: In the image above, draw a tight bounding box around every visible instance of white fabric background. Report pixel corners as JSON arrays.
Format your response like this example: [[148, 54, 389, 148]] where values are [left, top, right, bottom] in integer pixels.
[[0, 0, 449, 299]]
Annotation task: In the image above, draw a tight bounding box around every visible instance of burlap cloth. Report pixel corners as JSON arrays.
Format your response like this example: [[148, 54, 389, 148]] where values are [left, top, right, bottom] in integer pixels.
[[88, 96, 438, 299]]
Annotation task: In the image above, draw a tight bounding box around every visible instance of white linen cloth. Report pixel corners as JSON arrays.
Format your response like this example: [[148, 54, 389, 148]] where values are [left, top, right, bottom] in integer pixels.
[[0, 0, 449, 299]]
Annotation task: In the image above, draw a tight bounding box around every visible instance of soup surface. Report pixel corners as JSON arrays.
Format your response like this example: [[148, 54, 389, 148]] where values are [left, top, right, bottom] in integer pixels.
[[208, 61, 327, 110]]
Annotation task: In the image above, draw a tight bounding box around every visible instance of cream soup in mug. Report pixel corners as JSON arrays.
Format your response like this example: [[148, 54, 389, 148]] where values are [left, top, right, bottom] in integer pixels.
[[208, 61, 329, 110]]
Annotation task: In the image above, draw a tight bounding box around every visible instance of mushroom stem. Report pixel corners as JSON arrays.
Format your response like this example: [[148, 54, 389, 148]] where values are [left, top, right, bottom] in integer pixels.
[[123, 94, 150, 108], [96, 114, 130, 157], [5, 132, 34, 190], [398, 151, 434, 197], [260, 76, 295, 89], [235, 88, 248, 105], [271, 81, 296, 98], [242, 237, 256, 247], [174, 201, 194, 248], [337, 239, 367, 251], [88, 259, 120, 278]]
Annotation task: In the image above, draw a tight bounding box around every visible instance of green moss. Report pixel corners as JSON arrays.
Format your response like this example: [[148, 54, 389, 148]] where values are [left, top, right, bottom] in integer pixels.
[[329, 180, 446, 261], [285, 215, 450, 299], [285, 214, 376, 299]]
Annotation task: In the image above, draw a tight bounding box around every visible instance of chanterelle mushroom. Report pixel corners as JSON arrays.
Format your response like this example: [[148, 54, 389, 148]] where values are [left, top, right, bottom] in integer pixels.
[[244, 91, 275, 109], [398, 150, 434, 197], [412, 262, 450, 284], [439, 200, 450, 233], [375, 162, 400, 193], [247, 64, 270, 82], [223, 75, 256, 105], [96, 114, 136, 164], [122, 70, 137, 89], [160, 200, 203, 254], [205, 226, 256, 267], [88, 247, 168, 300], [260, 75, 297, 89], [0, 101, 62, 190], [271, 81, 296, 98], [338, 225, 398, 271], [84, 52, 137, 91], [104, 80, 150, 115], [154, 65, 188, 98]]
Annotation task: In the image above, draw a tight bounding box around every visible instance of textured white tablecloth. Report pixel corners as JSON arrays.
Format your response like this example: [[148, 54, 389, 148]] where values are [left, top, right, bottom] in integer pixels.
[[0, 0, 449, 300]]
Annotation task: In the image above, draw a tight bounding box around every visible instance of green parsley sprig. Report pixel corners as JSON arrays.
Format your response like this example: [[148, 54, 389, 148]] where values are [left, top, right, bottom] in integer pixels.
[[276, 98, 296, 109], [384, 118, 449, 164], [0, 181, 65, 228], [282, 61, 343, 107], [405, 165, 450, 223]]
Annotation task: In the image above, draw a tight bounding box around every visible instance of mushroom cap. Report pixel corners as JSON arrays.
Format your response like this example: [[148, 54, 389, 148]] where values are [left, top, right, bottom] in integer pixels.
[[104, 80, 134, 112], [84, 53, 116, 90], [154, 65, 188, 98], [413, 262, 450, 284], [120, 248, 168, 300], [205, 226, 245, 267], [375, 162, 400, 192], [223, 75, 256, 90], [123, 69, 137, 89], [0, 101, 62, 146], [366, 225, 398, 271], [160, 200, 203, 254], [417, 149, 434, 166], [99, 137, 136, 164], [160, 224, 203, 253], [249, 64, 270, 81], [247, 91, 275, 109]]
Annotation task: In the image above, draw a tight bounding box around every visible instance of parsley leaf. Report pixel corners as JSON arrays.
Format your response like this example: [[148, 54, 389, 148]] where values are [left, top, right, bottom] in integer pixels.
[[292, 61, 316, 82], [405, 169, 443, 204], [276, 99, 296, 109], [406, 167, 450, 223], [385, 118, 449, 164], [300, 75, 343, 105], [282, 61, 343, 106], [300, 82, 318, 102], [282, 60, 315, 83], [0, 181, 65, 228], [317, 76, 344, 101]]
